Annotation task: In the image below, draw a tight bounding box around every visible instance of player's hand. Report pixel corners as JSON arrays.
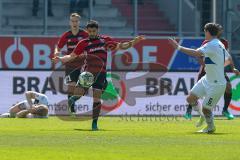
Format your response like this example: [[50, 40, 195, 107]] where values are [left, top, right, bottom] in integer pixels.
[[134, 35, 145, 44], [168, 38, 179, 49], [233, 68, 240, 76], [54, 51, 61, 57], [52, 56, 62, 64], [28, 106, 37, 114]]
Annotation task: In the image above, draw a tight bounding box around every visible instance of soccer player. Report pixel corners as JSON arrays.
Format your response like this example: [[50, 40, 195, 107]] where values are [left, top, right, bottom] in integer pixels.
[[54, 13, 88, 113], [53, 20, 145, 130], [0, 91, 49, 118], [184, 24, 240, 121], [169, 23, 230, 133]]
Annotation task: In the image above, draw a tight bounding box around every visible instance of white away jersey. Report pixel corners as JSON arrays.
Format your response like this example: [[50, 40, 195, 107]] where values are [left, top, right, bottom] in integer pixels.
[[197, 38, 228, 85]]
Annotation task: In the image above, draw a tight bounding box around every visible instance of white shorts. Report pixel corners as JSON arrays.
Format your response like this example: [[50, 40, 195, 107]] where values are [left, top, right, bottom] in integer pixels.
[[190, 77, 226, 109], [18, 100, 30, 110]]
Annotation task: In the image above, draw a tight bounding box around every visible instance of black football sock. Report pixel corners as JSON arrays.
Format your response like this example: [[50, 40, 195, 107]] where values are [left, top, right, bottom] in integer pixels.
[[223, 91, 232, 112], [92, 102, 101, 122], [186, 104, 193, 114], [68, 95, 80, 113]]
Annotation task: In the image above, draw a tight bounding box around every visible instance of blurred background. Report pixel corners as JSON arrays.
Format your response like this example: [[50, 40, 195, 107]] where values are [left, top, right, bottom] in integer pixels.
[[0, 0, 239, 66]]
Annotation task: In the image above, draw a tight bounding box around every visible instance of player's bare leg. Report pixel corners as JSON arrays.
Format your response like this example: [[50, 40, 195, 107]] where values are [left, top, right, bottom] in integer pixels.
[[186, 93, 205, 127], [92, 89, 103, 131]]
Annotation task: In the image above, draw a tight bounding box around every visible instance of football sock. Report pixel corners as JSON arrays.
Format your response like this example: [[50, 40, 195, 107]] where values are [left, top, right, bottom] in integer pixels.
[[223, 91, 232, 111], [186, 104, 193, 114], [68, 95, 80, 113], [203, 109, 214, 130], [92, 102, 101, 121], [191, 101, 204, 117]]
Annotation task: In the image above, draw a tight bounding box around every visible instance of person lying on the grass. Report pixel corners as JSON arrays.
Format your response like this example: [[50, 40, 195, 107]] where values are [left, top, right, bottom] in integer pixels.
[[0, 91, 49, 118]]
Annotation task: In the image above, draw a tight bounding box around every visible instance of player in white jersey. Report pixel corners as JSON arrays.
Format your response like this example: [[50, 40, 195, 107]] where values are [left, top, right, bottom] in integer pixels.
[[169, 23, 228, 133], [0, 91, 49, 118]]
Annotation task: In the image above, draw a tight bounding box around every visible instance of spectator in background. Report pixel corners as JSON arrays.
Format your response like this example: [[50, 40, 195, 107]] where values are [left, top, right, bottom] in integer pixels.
[[70, 0, 95, 14], [32, 0, 54, 17], [129, 0, 143, 5]]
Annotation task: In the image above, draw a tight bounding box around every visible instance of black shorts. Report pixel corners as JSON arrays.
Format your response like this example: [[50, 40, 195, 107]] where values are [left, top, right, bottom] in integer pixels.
[[65, 68, 81, 83], [92, 72, 108, 90]]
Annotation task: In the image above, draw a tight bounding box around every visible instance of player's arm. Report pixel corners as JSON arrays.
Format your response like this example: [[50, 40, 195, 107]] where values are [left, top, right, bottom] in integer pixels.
[[25, 91, 36, 108], [168, 38, 202, 57], [54, 32, 68, 57], [117, 35, 145, 50], [224, 51, 240, 75], [52, 52, 78, 64], [16, 110, 30, 118], [16, 106, 39, 118], [54, 46, 61, 57]]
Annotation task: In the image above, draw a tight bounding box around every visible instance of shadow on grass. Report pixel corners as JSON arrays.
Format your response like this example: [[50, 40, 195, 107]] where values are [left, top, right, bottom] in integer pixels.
[[74, 128, 119, 132], [190, 132, 231, 135]]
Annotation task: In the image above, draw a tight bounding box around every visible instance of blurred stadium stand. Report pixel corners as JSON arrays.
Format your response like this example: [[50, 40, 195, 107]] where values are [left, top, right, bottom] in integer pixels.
[[0, 0, 239, 67]]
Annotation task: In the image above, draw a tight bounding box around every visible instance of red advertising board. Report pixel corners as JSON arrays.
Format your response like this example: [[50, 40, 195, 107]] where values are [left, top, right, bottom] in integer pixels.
[[0, 36, 175, 70]]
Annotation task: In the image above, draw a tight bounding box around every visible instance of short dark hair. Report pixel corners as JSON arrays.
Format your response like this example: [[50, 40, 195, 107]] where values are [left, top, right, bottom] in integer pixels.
[[216, 24, 223, 37], [204, 23, 219, 36], [86, 20, 99, 29]]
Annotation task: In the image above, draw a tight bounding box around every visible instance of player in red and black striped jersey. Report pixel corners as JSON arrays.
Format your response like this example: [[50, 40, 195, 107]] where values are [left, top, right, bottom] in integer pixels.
[[53, 20, 145, 130], [53, 13, 88, 113], [184, 24, 240, 121]]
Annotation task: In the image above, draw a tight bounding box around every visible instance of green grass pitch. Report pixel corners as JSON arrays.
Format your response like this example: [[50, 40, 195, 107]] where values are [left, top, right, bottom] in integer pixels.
[[0, 117, 239, 160]]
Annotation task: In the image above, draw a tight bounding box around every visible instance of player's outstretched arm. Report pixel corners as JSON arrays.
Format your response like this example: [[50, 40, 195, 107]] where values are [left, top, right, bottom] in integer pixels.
[[223, 50, 240, 75], [52, 52, 78, 64], [168, 38, 202, 58], [117, 35, 145, 50], [16, 110, 30, 118], [54, 46, 61, 57]]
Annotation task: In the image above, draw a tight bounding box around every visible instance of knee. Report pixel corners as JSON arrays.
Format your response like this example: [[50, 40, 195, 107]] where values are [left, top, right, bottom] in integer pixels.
[[186, 96, 194, 104], [186, 95, 196, 104]]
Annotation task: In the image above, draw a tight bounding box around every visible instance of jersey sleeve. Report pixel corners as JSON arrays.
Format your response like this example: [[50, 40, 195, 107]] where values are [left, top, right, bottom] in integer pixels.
[[57, 32, 68, 49], [104, 36, 119, 51], [197, 43, 210, 56], [73, 40, 86, 55]]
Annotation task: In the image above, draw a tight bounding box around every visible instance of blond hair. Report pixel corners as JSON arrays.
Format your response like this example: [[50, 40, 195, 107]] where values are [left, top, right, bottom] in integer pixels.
[[35, 104, 48, 116], [70, 13, 81, 19]]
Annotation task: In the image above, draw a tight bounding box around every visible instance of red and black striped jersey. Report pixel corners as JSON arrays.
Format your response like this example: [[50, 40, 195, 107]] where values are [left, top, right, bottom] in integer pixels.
[[57, 29, 88, 54], [73, 35, 118, 74]]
